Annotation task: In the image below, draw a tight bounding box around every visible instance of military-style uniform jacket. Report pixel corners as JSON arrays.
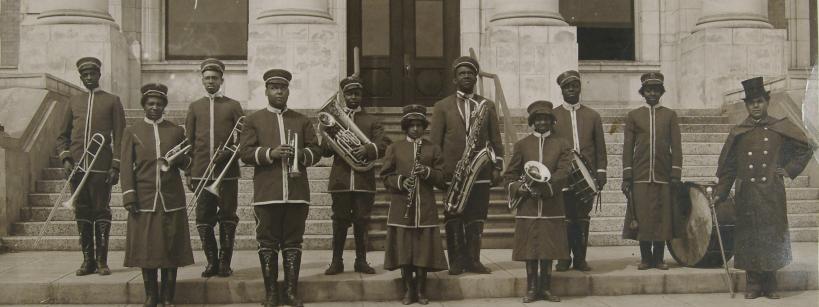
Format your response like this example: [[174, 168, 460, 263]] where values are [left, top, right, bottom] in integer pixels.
[[429, 92, 504, 182], [321, 109, 390, 193], [553, 103, 607, 175], [121, 118, 191, 212], [185, 95, 244, 180], [380, 138, 446, 228], [56, 89, 125, 172], [504, 132, 573, 219], [716, 116, 814, 271], [239, 106, 322, 205], [622, 105, 682, 183]]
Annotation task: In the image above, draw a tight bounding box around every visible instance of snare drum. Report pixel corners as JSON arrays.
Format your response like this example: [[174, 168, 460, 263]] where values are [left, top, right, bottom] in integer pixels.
[[567, 150, 599, 203]]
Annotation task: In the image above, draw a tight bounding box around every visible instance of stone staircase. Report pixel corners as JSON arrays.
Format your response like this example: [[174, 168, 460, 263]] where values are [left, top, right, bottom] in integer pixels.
[[3, 108, 817, 251]]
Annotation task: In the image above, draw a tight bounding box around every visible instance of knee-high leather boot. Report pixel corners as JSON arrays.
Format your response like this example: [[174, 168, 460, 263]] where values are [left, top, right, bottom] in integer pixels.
[[160, 268, 178, 307], [94, 220, 111, 275], [282, 249, 304, 307], [401, 266, 415, 305], [142, 268, 159, 307], [522, 260, 539, 303], [465, 222, 490, 274], [444, 219, 466, 275], [197, 225, 219, 277], [325, 221, 348, 275], [353, 222, 376, 274], [258, 249, 279, 307], [217, 222, 236, 277], [76, 221, 97, 276], [415, 267, 429, 305], [539, 260, 560, 302]]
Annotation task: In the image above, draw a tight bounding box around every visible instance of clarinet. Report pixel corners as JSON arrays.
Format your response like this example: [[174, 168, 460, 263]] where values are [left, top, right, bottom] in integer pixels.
[[403, 140, 423, 219]]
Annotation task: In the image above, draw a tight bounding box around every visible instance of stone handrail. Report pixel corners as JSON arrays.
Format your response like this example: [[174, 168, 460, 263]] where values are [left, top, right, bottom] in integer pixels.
[[470, 48, 518, 163]]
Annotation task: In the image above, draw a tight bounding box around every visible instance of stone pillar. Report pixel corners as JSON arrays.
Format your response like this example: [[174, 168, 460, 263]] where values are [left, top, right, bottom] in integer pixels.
[[18, 0, 131, 106], [678, 0, 786, 109], [694, 0, 772, 31], [482, 0, 577, 109], [247, 0, 341, 109]]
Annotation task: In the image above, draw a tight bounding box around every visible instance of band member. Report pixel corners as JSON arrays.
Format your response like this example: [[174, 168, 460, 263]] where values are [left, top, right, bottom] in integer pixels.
[[239, 69, 322, 307], [184, 58, 244, 277], [122, 83, 195, 307], [322, 75, 390, 275], [714, 77, 814, 299], [505, 100, 571, 303], [621, 72, 682, 270], [552, 70, 607, 272], [430, 56, 504, 275], [381, 104, 448, 305], [55, 57, 125, 276]]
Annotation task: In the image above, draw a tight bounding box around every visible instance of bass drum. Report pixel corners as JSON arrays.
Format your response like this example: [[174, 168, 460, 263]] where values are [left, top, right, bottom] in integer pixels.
[[667, 181, 736, 267]]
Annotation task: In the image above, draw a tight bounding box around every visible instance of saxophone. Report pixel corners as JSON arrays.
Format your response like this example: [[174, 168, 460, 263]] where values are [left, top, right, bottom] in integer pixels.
[[443, 95, 497, 215], [403, 140, 423, 219]]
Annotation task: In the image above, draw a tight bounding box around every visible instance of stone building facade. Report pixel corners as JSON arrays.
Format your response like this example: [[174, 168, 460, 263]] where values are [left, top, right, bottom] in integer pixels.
[[0, 0, 815, 111]]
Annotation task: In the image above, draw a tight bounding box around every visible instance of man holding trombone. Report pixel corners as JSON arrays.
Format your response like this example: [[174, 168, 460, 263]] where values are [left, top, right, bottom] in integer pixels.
[[55, 57, 126, 276], [185, 58, 245, 277]]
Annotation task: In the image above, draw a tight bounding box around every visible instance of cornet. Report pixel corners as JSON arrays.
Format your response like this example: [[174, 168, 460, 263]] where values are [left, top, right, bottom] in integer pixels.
[[509, 161, 552, 210], [158, 139, 191, 172], [286, 129, 301, 178]]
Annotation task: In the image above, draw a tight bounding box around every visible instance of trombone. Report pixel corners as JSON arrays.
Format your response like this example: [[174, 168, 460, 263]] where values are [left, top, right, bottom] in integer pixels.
[[187, 116, 245, 217], [158, 139, 191, 172], [34, 133, 106, 248]]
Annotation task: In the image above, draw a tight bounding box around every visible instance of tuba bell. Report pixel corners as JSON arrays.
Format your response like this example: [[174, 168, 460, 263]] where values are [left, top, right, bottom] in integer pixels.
[[509, 161, 552, 210], [316, 92, 376, 172]]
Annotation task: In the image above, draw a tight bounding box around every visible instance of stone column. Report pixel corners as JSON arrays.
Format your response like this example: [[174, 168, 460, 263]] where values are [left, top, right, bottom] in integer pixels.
[[18, 0, 131, 106], [694, 0, 772, 31], [482, 0, 577, 109], [677, 0, 786, 109], [247, 0, 341, 109]]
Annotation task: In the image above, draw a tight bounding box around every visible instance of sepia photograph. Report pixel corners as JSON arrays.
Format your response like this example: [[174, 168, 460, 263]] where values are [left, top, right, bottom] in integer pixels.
[[0, 0, 817, 306]]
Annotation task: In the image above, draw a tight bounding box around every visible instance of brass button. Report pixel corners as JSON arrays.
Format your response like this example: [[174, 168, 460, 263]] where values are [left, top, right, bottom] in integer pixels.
[[762, 163, 767, 168], [748, 164, 754, 169], [748, 152, 753, 156], [750, 178, 756, 183], [761, 177, 767, 182], [764, 137, 769, 142], [763, 150, 768, 155]]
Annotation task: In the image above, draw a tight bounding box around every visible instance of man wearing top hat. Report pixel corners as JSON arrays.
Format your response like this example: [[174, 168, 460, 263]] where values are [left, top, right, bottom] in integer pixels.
[[620, 72, 682, 270], [239, 69, 323, 307], [185, 58, 245, 278], [714, 77, 814, 299], [429, 56, 504, 275], [552, 70, 607, 272], [322, 75, 391, 275], [55, 57, 126, 276]]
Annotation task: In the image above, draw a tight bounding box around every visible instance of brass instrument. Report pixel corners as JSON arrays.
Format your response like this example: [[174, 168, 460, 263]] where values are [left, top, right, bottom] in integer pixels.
[[286, 129, 301, 178], [316, 92, 375, 172], [35, 133, 106, 247], [509, 161, 552, 210], [403, 140, 423, 219], [444, 94, 497, 215], [188, 116, 245, 216], [158, 139, 191, 172]]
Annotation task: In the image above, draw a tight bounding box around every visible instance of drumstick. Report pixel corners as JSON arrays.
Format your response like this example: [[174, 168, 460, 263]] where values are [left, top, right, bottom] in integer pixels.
[[706, 186, 735, 298]]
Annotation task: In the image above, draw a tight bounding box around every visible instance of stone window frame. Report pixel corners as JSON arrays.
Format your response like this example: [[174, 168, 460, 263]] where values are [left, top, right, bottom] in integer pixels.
[[578, 0, 661, 70]]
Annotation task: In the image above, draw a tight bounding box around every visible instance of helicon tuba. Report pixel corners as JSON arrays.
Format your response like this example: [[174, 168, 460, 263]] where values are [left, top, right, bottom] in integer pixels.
[[508, 161, 552, 210], [316, 92, 376, 172]]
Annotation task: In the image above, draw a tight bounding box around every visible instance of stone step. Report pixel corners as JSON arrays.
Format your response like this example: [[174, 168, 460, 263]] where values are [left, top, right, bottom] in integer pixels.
[[19, 199, 819, 223], [26, 187, 819, 208], [0, 243, 815, 304], [123, 108, 727, 117], [3, 227, 817, 251], [374, 115, 730, 125]]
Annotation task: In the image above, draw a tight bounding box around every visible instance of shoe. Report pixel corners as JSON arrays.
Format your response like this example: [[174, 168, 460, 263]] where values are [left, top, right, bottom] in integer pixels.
[[655, 262, 669, 270], [744, 291, 761, 299], [765, 292, 781, 299], [197, 226, 219, 277], [76, 221, 97, 276], [555, 259, 571, 272], [217, 222, 236, 277]]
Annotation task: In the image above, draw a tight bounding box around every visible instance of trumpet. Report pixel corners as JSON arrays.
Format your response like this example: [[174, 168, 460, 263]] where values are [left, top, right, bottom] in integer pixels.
[[35, 133, 106, 247], [509, 161, 552, 210], [188, 116, 245, 216], [158, 139, 191, 172], [286, 129, 301, 178]]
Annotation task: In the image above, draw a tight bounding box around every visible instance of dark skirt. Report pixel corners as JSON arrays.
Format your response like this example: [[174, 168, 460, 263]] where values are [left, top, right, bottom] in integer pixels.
[[124, 207, 194, 269], [383, 226, 448, 271], [512, 218, 570, 261], [622, 182, 673, 241]]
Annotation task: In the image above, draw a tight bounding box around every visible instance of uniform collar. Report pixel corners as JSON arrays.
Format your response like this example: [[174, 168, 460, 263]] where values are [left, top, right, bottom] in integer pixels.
[[88, 87, 102, 93], [266, 105, 287, 114], [143, 117, 164, 124], [206, 89, 225, 99], [344, 106, 362, 114], [456, 91, 475, 100], [532, 131, 551, 138], [406, 136, 422, 144], [564, 102, 582, 111], [746, 116, 771, 126]]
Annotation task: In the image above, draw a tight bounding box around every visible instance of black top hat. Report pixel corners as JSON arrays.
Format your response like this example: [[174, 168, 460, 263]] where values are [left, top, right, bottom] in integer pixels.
[[451, 56, 480, 73], [263, 69, 292, 85], [401, 104, 428, 128], [200, 58, 225, 74], [527, 100, 555, 125], [340, 75, 363, 92], [76, 57, 102, 72], [741, 77, 770, 101], [556, 70, 581, 87]]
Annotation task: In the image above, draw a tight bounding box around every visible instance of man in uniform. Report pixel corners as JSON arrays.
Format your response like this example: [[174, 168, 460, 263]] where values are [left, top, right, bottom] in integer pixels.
[[56, 57, 125, 276], [552, 70, 607, 271], [322, 75, 390, 275], [715, 77, 814, 299], [239, 69, 323, 307], [430, 56, 504, 275], [621, 72, 682, 270], [185, 58, 245, 277]]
